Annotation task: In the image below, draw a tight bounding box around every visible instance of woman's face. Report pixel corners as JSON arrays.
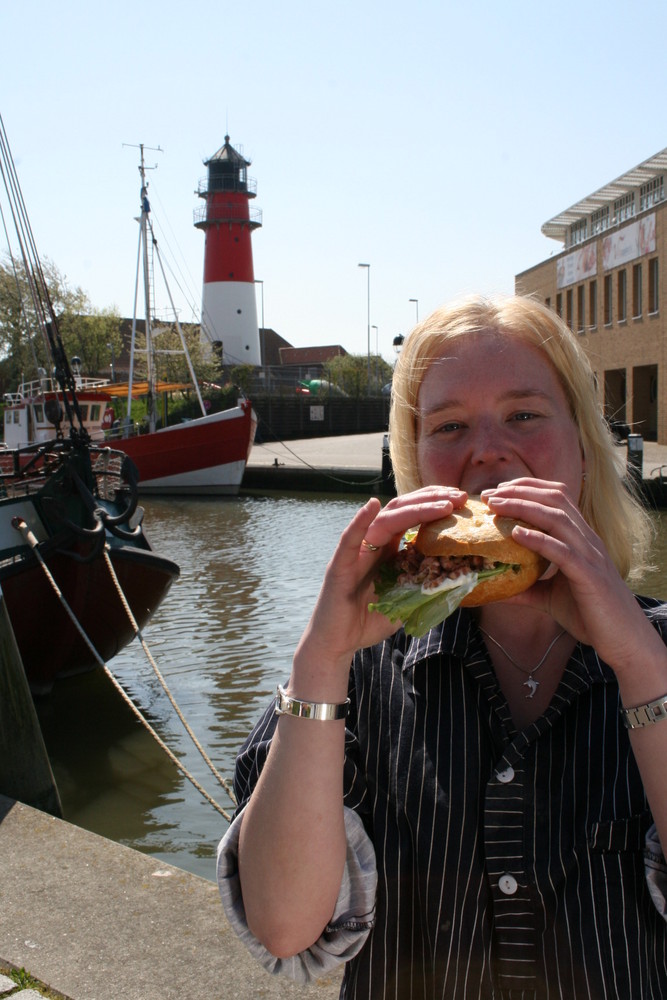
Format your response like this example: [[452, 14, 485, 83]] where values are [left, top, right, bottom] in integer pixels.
[[416, 331, 584, 496]]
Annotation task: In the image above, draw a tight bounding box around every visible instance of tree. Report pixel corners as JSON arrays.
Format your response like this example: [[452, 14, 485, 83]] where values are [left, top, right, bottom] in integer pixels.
[[323, 353, 393, 397], [59, 307, 122, 379], [149, 322, 220, 385], [0, 254, 122, 391]]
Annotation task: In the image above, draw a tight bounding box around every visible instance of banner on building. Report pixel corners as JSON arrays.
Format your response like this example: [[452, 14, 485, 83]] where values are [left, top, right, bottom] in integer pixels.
[[556, 243, 598, 289], [601, 213, 656, 271]]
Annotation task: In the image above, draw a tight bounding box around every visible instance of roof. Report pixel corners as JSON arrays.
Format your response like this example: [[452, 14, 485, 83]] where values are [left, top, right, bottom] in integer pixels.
[[103, 381, 192, 397], [542, 146, 667, 242], [205, 135, 250, 168]]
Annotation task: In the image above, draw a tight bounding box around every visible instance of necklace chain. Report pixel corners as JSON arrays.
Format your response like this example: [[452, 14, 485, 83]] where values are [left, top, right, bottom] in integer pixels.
[[478, 626, 567, 699]]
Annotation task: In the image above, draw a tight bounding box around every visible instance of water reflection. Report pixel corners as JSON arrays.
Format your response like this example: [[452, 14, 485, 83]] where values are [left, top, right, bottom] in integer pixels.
[[35, 501, 667, 881]]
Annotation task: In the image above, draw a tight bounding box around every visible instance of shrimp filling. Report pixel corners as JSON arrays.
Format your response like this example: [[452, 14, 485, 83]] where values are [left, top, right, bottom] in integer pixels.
[[395, 544, 509, 594]]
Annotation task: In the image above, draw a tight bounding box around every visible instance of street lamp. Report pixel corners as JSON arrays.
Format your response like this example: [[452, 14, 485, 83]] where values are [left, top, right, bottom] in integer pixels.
[[371, 324, 379, 388], [409, 298, 419, 324], [358, 263, 371, 391]]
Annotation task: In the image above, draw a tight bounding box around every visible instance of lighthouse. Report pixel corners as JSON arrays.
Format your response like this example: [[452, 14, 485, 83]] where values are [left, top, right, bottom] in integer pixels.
[[194, 136, 262, 366]]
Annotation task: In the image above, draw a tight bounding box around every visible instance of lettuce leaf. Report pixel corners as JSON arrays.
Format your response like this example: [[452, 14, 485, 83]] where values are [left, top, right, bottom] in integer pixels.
[[368, 561, 512, 638]]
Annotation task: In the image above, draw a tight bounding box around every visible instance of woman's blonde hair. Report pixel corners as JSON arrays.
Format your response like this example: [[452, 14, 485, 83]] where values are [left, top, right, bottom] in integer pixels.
[[389, 294, 652, 581]]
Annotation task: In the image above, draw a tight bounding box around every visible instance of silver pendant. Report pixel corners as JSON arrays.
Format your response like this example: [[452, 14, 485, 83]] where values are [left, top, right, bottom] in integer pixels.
[[523, 677, 539, 699]]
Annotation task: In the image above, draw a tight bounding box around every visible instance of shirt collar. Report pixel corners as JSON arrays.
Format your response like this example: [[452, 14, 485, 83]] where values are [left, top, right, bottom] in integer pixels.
[[401, 609, 478, 674], [401, 609, 617, 692]]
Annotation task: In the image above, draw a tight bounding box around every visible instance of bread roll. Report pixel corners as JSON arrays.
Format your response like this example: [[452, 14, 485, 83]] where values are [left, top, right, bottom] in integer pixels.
[[414, 497, 548, 606]]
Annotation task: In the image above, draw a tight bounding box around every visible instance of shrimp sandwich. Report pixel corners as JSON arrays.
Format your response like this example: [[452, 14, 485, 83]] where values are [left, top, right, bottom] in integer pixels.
[[369, 497, 548, 637]]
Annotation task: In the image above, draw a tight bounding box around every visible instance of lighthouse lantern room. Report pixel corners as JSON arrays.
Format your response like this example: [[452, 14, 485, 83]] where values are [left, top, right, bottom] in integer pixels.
[[194, 136, 262, 366]]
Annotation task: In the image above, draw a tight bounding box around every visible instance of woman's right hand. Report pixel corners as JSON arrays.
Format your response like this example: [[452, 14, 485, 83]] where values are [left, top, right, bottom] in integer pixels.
[[290, 487, 467, 697]]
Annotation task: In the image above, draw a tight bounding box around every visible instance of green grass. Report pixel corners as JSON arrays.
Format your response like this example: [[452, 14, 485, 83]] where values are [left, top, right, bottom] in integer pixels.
[[0, 964, 72, 998]]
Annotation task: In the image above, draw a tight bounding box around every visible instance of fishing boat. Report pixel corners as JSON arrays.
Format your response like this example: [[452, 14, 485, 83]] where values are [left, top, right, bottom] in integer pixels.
[[3, 372, 257, 496], [0, 115, 180, 692]]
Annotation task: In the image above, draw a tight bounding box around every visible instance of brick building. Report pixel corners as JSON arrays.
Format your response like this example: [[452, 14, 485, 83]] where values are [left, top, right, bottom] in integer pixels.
[[515, 147, 667, 442]]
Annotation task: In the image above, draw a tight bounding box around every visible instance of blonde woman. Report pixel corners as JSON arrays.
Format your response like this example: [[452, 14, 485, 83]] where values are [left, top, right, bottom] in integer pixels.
[[219, 296, 667, 999]]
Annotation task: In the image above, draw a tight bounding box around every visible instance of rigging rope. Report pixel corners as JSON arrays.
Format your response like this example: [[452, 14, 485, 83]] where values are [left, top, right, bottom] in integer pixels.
[[12, 516, 235, 822]]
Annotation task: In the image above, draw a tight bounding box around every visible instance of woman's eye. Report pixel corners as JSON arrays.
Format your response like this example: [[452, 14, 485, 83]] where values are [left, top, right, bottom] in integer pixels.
[[437, 421, 463, 433], [510, 411, 537, 422]]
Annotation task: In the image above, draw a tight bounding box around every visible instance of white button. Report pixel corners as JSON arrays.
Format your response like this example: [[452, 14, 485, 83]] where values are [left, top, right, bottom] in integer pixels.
[[496, 766, 515, 783], [498, 874, 518, 895]]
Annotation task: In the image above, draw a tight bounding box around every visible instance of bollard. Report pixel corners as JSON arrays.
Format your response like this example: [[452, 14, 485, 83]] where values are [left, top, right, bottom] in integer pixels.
[[381, 433, 395, 495], [626, 433, 644, 481]]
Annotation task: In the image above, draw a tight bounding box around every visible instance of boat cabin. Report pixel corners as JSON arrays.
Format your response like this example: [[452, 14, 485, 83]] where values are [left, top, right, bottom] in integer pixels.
[[2, 377, 113, 448]]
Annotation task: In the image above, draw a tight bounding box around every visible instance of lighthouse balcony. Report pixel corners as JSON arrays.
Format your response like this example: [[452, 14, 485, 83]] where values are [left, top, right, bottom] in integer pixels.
[[193, 204, 263, 229], [196, 176, 257, 197]]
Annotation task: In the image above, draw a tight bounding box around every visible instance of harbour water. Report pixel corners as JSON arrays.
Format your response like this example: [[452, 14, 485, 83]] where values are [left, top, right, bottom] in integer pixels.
[[34, 496, 667, 884], [35, 493, 364, 882]]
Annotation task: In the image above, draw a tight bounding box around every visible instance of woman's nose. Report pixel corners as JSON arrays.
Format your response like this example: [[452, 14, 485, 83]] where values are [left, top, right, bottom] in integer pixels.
[[469, 420, 511, 464]]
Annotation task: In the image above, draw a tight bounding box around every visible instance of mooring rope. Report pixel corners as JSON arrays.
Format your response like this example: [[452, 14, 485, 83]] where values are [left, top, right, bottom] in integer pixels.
[[12, 516, 235, 822], [100, 545, 237, 803]]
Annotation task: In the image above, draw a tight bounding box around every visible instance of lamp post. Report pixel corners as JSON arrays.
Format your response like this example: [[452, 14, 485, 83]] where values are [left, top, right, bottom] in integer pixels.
[[409, 297, 419, 324], [358, 263, 371, 392], [371, 324, 379, 388]]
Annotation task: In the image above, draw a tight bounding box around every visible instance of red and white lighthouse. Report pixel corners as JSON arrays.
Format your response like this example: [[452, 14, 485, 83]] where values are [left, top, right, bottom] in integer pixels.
[[194, 136, 262, 366]]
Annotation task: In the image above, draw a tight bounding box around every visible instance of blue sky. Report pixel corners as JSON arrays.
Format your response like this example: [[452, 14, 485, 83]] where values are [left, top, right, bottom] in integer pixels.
[[2, 0, 666, 360]]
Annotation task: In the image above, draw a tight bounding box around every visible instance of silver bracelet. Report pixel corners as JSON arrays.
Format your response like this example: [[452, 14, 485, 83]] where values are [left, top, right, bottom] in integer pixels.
[[275, 684, 349, 721], [621, 693, 667, 729]]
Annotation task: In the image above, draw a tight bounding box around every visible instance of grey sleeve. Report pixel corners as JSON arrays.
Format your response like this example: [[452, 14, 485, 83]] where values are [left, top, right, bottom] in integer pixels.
[[216, 805, 377, 984]]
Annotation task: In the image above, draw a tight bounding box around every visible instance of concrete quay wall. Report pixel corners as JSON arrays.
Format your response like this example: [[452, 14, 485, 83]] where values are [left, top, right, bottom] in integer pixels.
[[0, 795, 342, 1000]]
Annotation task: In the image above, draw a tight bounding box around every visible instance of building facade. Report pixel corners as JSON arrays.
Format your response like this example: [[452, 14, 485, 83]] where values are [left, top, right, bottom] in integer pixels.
[[515, 148, 667, 443]]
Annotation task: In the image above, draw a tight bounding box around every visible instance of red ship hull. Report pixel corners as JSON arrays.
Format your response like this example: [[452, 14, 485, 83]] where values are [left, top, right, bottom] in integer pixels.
[[112, 399, 256, 495], [0, 540, 178, 694]]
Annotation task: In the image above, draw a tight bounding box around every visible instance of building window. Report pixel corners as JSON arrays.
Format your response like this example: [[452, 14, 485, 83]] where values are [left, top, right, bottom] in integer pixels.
[[591, 206, 609, 235], [545, 296, 551, 310], [613, 192, 635, 224], [617, 269, 627, 322], [632, 263, 642, 319], [569, 218, 588, 246], [649, 257, 659, 314], [556, 292, 562, 318], [566, 289, 573, 328], [589, 279, 597, 329], [604, 275, 612, 325], [640, 175, 664, 211], [577, 285, 585, 332]]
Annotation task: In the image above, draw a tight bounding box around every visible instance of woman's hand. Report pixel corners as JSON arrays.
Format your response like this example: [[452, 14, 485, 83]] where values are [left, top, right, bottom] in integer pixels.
[[480, 479, 662, 681], [292, 487, 467, 691]]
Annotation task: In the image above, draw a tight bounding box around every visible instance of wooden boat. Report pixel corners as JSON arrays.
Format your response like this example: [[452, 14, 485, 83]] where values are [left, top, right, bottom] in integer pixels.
[[0, 114, 179, 691], [0, 438, 179, 693]]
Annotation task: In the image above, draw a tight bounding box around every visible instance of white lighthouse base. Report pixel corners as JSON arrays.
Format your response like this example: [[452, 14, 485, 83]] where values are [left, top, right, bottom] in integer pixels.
[[200, 281, 261, 367]]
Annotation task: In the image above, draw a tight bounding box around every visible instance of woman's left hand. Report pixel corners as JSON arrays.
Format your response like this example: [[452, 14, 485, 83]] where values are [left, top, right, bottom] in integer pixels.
[[480, 479, 662, 681]]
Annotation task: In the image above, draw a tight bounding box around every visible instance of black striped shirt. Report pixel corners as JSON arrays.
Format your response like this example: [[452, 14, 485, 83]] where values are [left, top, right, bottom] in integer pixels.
[[231, 599, 667, 999]]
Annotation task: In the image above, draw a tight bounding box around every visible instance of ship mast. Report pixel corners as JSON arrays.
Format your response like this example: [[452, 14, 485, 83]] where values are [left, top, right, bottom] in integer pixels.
[[128, 143, 160, 432], [125, 143, 206, 434]]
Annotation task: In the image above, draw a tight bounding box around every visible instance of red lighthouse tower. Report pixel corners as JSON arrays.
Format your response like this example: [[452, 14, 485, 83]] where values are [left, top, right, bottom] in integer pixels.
[[194, 136, 262, 366]]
